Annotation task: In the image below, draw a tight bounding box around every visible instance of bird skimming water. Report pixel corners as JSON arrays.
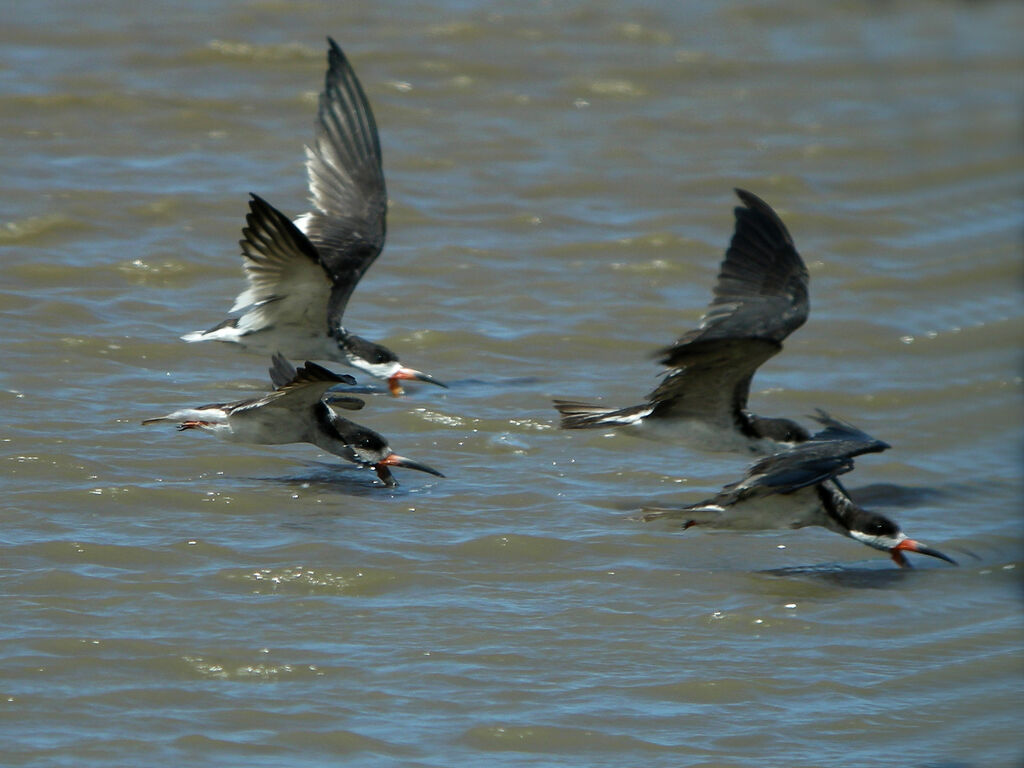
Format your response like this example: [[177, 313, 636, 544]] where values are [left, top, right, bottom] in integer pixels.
[[640, 412, 955, 568], [182, 38, 445, 396], [143, 354, 444, 487]]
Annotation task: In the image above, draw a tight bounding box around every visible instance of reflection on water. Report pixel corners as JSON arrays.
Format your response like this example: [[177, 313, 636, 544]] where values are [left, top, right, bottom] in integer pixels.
[[262, 461, 441, 496], [763, 563, 927, 589], [2, 1, 1022, 766]]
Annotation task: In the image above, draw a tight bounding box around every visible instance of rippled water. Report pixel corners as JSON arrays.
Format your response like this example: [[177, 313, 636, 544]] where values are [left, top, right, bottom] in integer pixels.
[[2, 2, 1022, 766]]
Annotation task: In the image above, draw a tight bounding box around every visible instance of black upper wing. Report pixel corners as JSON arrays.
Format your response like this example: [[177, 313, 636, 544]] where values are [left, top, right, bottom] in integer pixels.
[[647, 189, 809, 421], [267, 353, 363, 410], [238, 355, 357, 415], [300, 38, 388, 329], [647, 338, 780, 427], [666, 188, 809, 352], [723, 411, 890, 500]]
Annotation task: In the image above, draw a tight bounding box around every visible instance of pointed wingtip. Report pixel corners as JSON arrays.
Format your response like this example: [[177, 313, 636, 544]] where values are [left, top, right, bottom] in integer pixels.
[[299, 359, 358, 386], [733, 186, 753, 202], [733, 187, 771, 214], [325, 37, 349, 69], [730, 187, 796, 250], [244, 192, 273, 226]]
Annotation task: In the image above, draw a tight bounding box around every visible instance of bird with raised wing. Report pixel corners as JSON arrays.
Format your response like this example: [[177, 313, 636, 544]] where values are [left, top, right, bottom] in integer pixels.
[[554, 189, 810, 453], [182, 38, 445, 396]]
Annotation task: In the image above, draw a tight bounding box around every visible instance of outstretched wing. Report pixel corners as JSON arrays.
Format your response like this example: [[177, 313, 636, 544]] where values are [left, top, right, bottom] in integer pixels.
[[267, 353, 364, 411], [298, 38, 388, 328], [725, 411, 890, 500], [230, 194, 333, 336], [250, 356, 357, 414], [672, 188, 809, 350], [646, 337, 780, 427], [648, 189, 810, 420]]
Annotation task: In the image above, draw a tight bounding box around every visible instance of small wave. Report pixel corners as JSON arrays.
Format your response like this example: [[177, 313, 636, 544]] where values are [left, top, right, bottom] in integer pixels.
[[204, 39, 319, 61], [0, 214, 85, 243]]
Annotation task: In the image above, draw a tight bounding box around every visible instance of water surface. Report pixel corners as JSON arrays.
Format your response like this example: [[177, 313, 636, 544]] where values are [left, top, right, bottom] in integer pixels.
[[2, 2, 1022, 766]]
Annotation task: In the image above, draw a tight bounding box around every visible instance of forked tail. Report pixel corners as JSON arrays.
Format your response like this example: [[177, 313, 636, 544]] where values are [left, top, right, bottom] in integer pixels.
[[552, 399, 650, 429], [638, 504, 721, 527], [181, 317, 242, 344]]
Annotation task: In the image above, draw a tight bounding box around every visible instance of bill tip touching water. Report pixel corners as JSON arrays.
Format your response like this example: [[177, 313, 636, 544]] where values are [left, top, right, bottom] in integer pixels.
[[143, 354, 445, 487], [155, 36, 954, 566], [17, 14, 1015, 762], [550, 182, 954, 568], [153, 38, 446, 486], [634, 406, 956, 569]]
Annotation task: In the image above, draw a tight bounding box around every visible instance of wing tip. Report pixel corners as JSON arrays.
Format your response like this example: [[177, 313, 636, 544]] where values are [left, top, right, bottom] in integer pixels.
[[730, 187, 797, 250], [298, 359, 358, 386]]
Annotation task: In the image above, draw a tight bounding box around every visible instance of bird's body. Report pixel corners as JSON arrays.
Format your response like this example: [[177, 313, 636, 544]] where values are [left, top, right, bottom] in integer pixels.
[[182, 38, 444, 396], [143, 355, 443, 486], [554, 188, 810, 453], [556, 401, 803, 454], [641, 412, 955, 567], [142, 358, 355, 445], [186, 315, 343, 364], [673, 483, 844, 532]]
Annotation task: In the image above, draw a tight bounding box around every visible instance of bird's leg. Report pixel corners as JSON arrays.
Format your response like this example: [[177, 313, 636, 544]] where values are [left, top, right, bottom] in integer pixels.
[[890, 550, 912, 568], [176, 421, 210, 431], [374, 464, 399, 487]]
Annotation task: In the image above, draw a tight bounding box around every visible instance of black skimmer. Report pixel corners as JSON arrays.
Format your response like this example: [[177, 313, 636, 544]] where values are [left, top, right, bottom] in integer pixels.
[[554, 188, 810, 453], [640, 412, 955, 568], [142, 354, 445, 487], [182, 38, 446, 396]]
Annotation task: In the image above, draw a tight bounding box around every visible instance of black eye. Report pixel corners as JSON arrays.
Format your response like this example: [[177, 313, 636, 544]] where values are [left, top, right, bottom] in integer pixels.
[[372, 347, 398, 364], [354, 433, 377, 450], [865, 518, 897, 536]]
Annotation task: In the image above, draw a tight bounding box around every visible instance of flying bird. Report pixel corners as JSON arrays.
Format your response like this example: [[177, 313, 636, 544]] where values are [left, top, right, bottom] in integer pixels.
[[182, 38, 445, 396], [554, 189, 810, 453], [640, 412, 955, 568], [142, 354, 444, 487]]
